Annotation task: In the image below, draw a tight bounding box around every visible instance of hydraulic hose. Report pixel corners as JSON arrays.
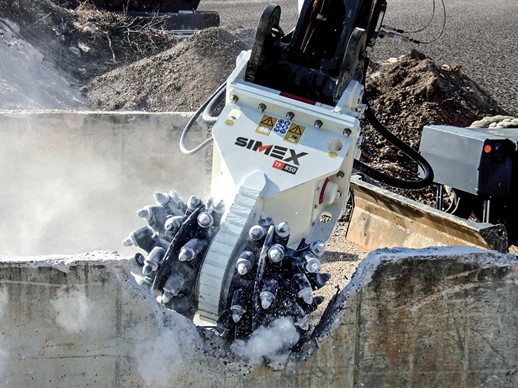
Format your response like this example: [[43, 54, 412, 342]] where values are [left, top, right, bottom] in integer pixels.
[[202, 82, 227, 124], [353, 107, 434, 190], [179, 82, 226, 155]]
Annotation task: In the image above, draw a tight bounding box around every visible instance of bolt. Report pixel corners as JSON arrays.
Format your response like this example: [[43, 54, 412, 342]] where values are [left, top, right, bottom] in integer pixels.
[[310, 240, 326, 257], [343, 128, 352, 136], [314, 120, 323, 128], [274, 222, 290, 239], [164, 215, 184, 234], [230, 95, 239, 103], [258, 103, 266, 112], [268, 244, 285, 263], [249, 225, 266, 241], [187, 195, 202, 212], [197, 212, 214, 229], [336, 171, 345, 179], [286, 111, 295, 120]]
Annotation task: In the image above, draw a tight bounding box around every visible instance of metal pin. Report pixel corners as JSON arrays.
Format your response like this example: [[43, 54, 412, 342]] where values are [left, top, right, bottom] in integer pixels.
[[164, 215, 184, 233], [211, 199, 225, 227], [122, 226, 156, 253], [142, 246, 165, 276], [136, 205, 167, 233], [304, 252, 321, 273], [293, 273, 314, 305], [186, 195, 202, 214], [248, 225, 266, 242], [258, 212, 273, 229], [309, 240, 326, 257], [273, 221, 290, 245], [259, 278, 278, 309], [230, 289, 247, 323], [178, 238, 207, 262], [162, 272, 185, 303], [236, 251, 254, 275], [267, 244, 285, 263], [154, 191, 186, 217], [306, 272, 331, 289]]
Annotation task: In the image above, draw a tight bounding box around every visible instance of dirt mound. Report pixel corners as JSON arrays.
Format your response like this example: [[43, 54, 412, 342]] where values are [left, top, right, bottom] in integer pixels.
[[87, 27, 249, 112], [0, 0, 176, 108], [360, 49, 508, 203]]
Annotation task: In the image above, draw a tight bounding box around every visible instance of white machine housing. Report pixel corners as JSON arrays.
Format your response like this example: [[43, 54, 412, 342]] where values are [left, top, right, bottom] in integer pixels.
[[196, 50, 364, 323]]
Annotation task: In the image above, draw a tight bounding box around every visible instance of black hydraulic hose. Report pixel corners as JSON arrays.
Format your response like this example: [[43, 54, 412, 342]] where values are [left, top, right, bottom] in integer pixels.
[[202, 82, 226, 124], [353, 107, 434, 190], [179, 82, 226, 155]]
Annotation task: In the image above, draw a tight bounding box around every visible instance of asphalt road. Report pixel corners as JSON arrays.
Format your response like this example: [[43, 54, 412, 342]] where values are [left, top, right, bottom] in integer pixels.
[[201, 0, 517, 115]]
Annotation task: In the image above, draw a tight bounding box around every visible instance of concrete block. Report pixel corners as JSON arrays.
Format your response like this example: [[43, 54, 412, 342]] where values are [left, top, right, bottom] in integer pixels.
[[0, 247, 516, 387]]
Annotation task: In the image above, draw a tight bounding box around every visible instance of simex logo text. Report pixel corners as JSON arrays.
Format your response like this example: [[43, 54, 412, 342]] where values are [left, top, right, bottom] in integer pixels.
[[234, 137, 308, 166]]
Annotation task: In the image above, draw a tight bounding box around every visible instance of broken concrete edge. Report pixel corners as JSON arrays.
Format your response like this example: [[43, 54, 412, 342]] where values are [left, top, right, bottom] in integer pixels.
[[289, 245, 518, 367], [0, 251, 266, 372], [1, 246, 517, 384], [0, 109, 198, 128], [0, 251, 123, 273]]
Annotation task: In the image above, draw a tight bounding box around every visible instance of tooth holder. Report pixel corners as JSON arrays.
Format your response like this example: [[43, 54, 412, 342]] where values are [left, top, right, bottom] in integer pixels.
[[196, 50, 364, 323]]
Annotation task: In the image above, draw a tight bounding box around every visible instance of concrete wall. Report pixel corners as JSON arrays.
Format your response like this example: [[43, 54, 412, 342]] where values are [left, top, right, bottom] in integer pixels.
[[0, 111, 210, 256], [0, 248, 516, 387]]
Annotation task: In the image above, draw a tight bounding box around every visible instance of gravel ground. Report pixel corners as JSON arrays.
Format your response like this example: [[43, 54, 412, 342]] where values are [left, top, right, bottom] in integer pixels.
[[201, 0, 518, 116]]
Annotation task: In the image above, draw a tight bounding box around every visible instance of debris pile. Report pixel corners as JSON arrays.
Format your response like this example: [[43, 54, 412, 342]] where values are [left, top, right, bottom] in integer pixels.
[[0, 1, 176, 109], [360, 49, 509, 203], [87, 27, 248, 112]]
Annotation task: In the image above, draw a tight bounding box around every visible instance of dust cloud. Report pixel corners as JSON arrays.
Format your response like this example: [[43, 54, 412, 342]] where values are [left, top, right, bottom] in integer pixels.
[[230, 317, 300, 365], [0, 18, 85, 110], [0, 113, 210, 256], [131, 321, 201, 387], [50, 286, 94, 333]]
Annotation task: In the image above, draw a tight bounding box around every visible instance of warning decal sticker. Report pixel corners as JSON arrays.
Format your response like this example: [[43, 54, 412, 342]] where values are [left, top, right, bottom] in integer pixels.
[[255, 115, 277, 136], [272, 118, 291, 134], [283, 123, 305, 144]]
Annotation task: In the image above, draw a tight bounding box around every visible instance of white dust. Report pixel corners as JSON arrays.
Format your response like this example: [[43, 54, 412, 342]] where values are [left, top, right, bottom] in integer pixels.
[[231, 317, 300, 365], [50, 286, 94, 333], [132, 324, 196, 388]]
